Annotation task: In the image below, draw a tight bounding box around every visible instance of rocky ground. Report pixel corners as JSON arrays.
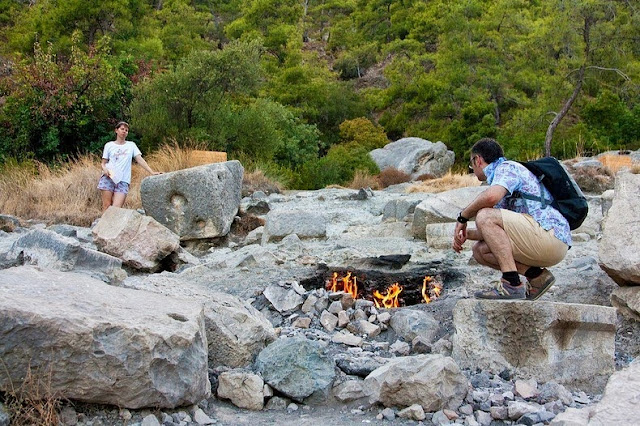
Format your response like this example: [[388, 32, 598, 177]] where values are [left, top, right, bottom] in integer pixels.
[[1, 174, 639, 425]]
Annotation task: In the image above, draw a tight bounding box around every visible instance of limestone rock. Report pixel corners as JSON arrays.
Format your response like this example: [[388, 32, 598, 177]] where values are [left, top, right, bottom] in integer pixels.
[[261, 209, 327, 243], [204, 292, 276, 368], [411, 186, 484, 239], [588, 358, 640, 424], [332, 331, 364, 347], [611, 286, 640, 321], [389, 308, 440, 344], [364, 354, 467, 411], [140, 160, 244, 240], [92, 207, 180, 271], [369, 138, 455, 180], [255, 337, 336, 402], [263, 284, 304, 313], [8, 228, 125, 282], [397, 404, 426, 421], [320, 310, 338, 332], [332, 380, 366, 402], [452, 299, 616, 392], [217, 371, 264, 410], [598, 172, 640, 285], [0, 266, 210, 409]]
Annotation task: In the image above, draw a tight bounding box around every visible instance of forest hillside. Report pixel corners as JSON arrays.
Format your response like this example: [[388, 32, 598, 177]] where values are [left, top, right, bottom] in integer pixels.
[[0, 0, 638, 188]]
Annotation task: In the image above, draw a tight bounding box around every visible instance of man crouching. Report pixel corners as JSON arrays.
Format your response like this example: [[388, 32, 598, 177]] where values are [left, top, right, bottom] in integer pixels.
[[452, 138, 570, 300]]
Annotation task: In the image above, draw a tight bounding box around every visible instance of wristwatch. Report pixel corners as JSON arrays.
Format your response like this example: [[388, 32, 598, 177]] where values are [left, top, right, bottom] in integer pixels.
[[457, 212, 469, 224]]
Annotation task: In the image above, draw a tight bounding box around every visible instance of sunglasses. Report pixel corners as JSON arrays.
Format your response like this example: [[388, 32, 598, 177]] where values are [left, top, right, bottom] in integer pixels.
[[469, 155, 477, 170]]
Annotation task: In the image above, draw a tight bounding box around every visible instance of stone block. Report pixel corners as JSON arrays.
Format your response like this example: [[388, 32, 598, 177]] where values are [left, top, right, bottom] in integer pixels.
[[452, 299, 616, 392], [140, 160, 243, 240]]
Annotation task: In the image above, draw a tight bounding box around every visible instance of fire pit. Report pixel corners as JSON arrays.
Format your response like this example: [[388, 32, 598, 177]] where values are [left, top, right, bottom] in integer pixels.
[[300, 259, 463, 308]]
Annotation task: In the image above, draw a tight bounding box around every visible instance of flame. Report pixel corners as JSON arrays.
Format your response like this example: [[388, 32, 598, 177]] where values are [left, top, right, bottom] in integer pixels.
[[373, 283, 403, 309], [422, 276, 443, 304], [327, 271, 358, 299]]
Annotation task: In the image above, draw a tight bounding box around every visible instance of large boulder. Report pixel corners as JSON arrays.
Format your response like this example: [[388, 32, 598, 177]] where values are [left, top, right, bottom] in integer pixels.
[[140, 160, 244, 241], [8, 228, 125, 282], [92, 207, 180, 272], [369, 137, 455, 180], [411, 186, 484, 239], [254, 337, 336, 402], [452, 299, 616, 392], [598, 172, 640, 285], [363, 354, 468, 411], [204, 291, 276, 368], [0, 266, 210, 409]]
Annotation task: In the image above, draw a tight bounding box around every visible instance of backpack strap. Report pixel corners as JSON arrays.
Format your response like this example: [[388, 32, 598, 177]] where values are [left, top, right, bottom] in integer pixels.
[[511, 174, 552, 209]]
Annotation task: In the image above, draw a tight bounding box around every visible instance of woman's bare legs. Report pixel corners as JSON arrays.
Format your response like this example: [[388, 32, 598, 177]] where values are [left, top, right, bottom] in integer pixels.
[[101, 190, 127, 211]]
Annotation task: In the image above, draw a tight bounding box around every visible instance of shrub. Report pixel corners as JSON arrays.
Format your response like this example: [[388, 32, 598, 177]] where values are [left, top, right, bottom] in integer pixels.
[[376, 167, 411, 188], [0, 33, 130, 161], [297, 143, 380, 189]]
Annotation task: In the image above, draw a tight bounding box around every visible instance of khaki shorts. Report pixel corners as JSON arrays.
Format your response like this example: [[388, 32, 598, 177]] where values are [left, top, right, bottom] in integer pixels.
[[500, 209, 568, 267]]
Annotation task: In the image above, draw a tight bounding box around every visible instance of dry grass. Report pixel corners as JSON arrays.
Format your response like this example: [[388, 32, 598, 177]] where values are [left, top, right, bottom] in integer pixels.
[[599, 154, 633, 174], [0, 156, 104, 226], [406, 171, 481, 193], [347, 170, 381, 190], [2, 363, 61, 426], [242, 169, 284, 197], [0, 142, 209, 226]]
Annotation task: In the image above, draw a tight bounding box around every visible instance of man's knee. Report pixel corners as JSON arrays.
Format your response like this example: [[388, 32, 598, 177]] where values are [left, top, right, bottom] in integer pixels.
[[471, 241, 485, 261], [475, 208, 500, 228]]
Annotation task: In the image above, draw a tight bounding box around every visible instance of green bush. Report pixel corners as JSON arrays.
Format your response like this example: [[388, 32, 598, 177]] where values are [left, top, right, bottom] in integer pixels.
[[0, 33, 129, 161]]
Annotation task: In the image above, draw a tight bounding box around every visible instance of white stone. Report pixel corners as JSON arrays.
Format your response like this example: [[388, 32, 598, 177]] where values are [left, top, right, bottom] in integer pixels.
[[217, 371, 264, 411], [0, 266, 210, 409], [320, 310, 339, 332], [92, 207, 180, 271]]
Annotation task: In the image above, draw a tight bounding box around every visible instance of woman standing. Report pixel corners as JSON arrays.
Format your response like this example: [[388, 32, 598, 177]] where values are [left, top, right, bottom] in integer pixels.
[[97, 121, 160, 211]]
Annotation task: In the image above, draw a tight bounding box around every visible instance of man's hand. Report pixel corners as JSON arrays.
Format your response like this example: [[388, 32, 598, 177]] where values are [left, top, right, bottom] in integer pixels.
[[452, 222, 467, 253]]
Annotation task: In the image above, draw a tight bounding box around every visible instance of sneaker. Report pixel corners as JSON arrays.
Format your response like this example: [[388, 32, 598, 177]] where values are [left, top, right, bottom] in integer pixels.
[[526, 269, 555, 301], [474, 279, 526, 300]]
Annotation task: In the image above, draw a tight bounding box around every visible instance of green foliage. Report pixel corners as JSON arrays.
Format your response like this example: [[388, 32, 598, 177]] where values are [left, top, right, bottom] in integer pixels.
[[131, 39, 320, 167], [296, 117, 384, 189], [268, 62, 366, 147], [0, 33, 129, 161], [1, 0, 639, 189], [338, 117, 388, 150], [131, 39, 264, 149]]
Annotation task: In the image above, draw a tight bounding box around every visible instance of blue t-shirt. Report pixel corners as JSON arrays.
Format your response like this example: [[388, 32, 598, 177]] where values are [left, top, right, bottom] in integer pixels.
[[484, 157, 571, 246]]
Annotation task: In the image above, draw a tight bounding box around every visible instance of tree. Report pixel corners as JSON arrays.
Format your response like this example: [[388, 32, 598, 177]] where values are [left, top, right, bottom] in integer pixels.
[[541, 0, 634, 156], [0, 33, 128, 161]]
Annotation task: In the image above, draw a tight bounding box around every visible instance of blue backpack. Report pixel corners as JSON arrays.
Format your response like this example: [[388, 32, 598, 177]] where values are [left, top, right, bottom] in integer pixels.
[[512, 157, 588, 230]]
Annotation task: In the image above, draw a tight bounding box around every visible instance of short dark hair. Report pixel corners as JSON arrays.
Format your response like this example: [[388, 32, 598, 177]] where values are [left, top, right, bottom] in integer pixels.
[[115, 121, 129, 129], [471, 138, 504, 164]]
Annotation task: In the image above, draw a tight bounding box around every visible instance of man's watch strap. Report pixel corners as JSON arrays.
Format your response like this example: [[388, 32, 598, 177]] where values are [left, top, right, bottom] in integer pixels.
[[457, 212, 469, 224]]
